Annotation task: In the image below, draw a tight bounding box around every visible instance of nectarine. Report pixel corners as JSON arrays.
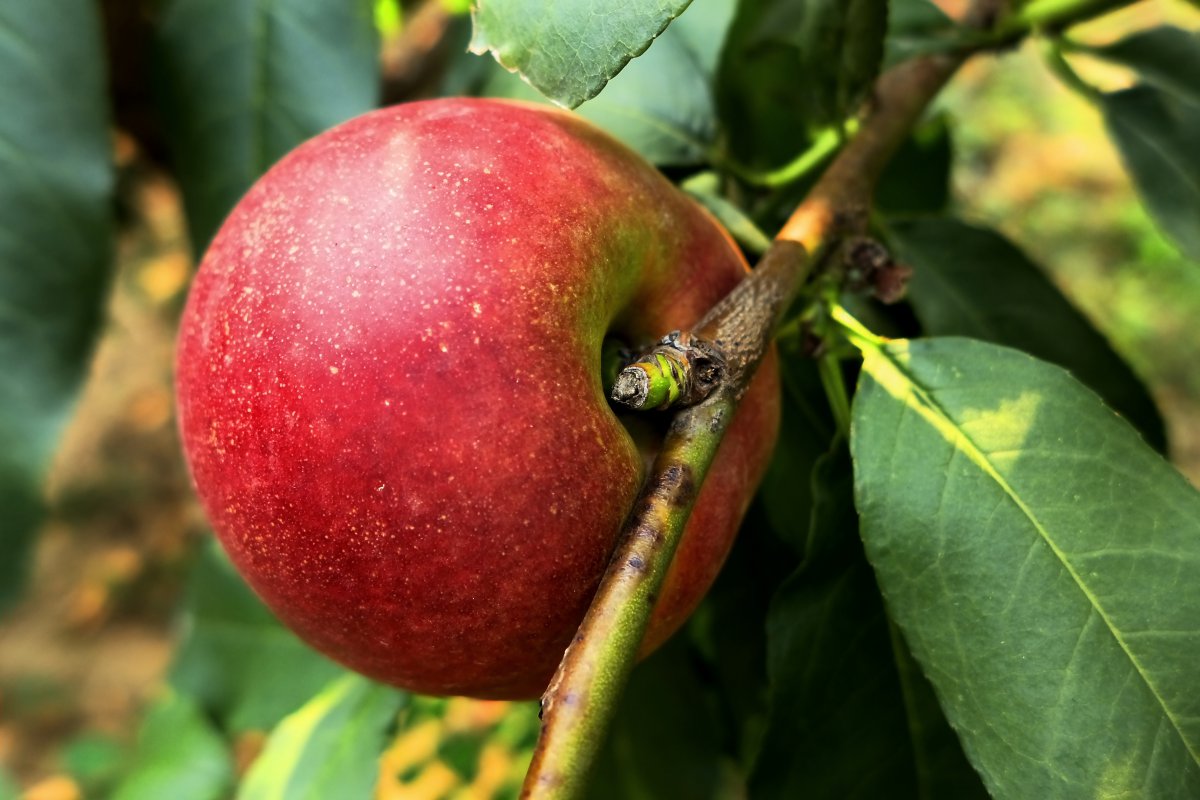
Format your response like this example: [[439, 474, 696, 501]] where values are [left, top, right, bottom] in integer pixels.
[[176, 99, 779, 698]]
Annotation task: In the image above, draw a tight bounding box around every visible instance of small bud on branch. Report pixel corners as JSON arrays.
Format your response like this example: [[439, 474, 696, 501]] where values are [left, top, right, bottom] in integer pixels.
[[610, 331, 725, 411]]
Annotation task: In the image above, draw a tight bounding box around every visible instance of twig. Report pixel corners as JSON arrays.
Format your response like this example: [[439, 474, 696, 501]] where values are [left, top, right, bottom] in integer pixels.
[[520, 49, 960, 794], [523, 241, 807, 800], [519, 0, 1143, 796]]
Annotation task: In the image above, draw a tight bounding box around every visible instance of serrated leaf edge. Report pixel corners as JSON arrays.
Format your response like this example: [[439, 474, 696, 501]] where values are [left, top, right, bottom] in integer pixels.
[[858, 339, 1200, 768], [467, 0, 696, 108]]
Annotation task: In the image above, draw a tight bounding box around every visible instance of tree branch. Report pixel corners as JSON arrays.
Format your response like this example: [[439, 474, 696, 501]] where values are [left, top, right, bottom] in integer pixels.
[[519, 0, 1143, 796], [523, 241, 807, 800]]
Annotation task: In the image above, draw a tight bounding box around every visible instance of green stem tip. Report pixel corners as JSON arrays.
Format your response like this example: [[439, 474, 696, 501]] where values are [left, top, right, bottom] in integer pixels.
[[609, 332, 725, 412]]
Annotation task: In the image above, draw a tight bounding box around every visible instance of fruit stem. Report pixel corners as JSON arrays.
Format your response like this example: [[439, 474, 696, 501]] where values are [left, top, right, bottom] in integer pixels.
[[610, 331, 726, 411]]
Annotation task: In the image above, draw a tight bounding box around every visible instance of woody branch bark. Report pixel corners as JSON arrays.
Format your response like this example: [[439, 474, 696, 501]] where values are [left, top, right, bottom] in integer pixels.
[[519, 46, 963, 796], [520, 0, 1140, 796]]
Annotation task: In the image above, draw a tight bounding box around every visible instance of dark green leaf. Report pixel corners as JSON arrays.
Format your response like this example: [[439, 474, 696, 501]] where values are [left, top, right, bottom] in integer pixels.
[[469, 0, 694, 108], [852, 336, 1200, 798], [687, 352, 834, 771], [886, 217, 1166, 449], [112, 692, 233, 800], [588, 635, 736, 799], [0, 0, 114, 610], [758, 352, 837, 553], [155, 0, 379, 251], [751, 445, 987, 799], [888, 626, 992, 798], [718, 0, 888, 168], [237, 674, 406, 800], [1081, 26, 1200, 107], [1101, 85, 1200, 261], [476, 0, 734, 166], [875, 114, 953, 215], [688, 502, 798, 768], [171, 542, 344, 733]]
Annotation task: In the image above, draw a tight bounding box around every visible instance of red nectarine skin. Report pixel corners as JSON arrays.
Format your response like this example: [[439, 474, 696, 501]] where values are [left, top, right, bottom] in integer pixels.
[[176, 99, 779, 699]]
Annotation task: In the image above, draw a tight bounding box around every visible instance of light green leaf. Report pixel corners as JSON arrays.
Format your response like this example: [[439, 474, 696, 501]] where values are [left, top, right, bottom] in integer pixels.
[[469, 0, 694, 108], [1101, 85, 1200, 261], [112, 692, 233, 800], [476, 0, 732, 165], [886, 217, 1166, 449], [62, 733, 127, 797], [1083, 26, 1200, 107], [0, 766, 16, 800], [851, 336, 1200, 798], [571, 0, 731, 165], [155, 0, 379, 251], [238, 674, 406, 800], [0, 0, 114, 610], [171, 541, 344, 734]]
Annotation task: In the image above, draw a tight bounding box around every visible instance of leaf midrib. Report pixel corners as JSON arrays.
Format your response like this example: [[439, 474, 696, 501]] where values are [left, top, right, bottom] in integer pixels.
[[865, 341, 1199, 767]]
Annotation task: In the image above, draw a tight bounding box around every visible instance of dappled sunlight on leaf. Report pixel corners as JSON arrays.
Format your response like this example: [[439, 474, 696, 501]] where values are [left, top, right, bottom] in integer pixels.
[[852, 337, 1200, 797]]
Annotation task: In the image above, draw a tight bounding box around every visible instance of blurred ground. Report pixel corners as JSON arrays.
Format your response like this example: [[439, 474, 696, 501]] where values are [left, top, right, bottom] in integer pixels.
[[0, 140, 199, 797], [2, 3, 1199, 796]]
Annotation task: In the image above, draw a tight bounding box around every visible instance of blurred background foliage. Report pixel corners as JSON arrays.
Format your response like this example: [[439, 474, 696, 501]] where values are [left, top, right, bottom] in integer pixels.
[[1, 0, 1197, 798]]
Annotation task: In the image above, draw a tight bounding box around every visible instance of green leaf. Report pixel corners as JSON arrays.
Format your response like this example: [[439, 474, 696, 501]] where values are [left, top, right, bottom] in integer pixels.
[[886, 0, 956, 66], [469, 0, 694, 109], [682, 172, 772, 253], [1101, 85, 1200, 261], [875, 115, 953, 215], [0, 766, 16, 800], [851, 336, 1200, 798], [888, 627, 992, 798], [688, 354, 835, 772], [688, 501, 799, 768], [238, 674, 405, 800], [62, 733, 127, 796], [475, 0, 733, 166], [751, 444, 987, 799], [155, 0, 379, 251], [885, 217, 1166, 450], [587, 635, 736, 799], [758, 352, 837, 554], [1081, 26, 1200, 107], [171, 542, 344, 733], [112, 692, 233, 800], [718, 0, 888, 168], [0, 0, 114, 610]]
